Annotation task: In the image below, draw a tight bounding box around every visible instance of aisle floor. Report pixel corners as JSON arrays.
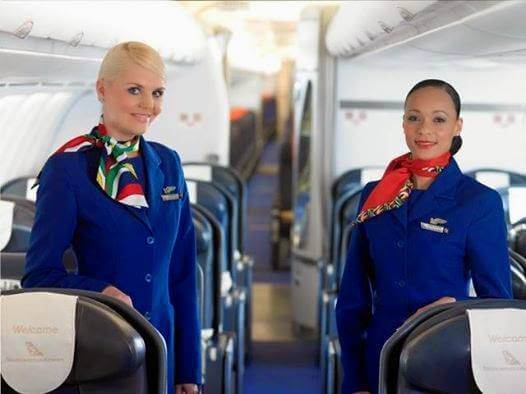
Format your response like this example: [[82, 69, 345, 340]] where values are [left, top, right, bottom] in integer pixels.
[[243, 138, 321, 394]]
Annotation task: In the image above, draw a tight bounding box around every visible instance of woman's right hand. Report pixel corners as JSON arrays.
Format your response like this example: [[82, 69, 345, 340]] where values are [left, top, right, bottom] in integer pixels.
[[102, 285, 133, 307]]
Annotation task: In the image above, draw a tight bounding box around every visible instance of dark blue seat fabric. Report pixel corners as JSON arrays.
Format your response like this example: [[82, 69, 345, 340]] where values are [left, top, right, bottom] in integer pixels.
[[188, 181, 230, 275], [192, 207, 215, 331]]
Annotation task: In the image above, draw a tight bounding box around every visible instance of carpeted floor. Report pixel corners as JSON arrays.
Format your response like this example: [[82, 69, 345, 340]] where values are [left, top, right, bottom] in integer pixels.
[[243, 138, 321, 394]]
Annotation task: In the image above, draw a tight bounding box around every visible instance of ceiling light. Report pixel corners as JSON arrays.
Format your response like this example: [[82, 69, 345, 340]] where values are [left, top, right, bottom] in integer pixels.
[[14, 20, 33, 39]]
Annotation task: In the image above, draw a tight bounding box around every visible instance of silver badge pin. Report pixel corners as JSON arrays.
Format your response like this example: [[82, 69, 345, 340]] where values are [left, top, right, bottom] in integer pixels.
[[421, 222, 449, 234], [430, 217, 447, 226], [163, 186, 177, 194]]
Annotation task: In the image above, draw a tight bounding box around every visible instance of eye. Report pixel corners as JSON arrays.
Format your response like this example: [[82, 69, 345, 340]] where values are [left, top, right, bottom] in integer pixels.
[[406, 114, 420, 122], [128, 87, 141, 95], [153, 89, 165, 98], [434, 116, 446, 123]]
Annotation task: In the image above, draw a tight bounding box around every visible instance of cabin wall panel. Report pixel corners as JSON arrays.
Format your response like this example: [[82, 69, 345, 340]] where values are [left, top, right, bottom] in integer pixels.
[[332, 62, 526, 183]]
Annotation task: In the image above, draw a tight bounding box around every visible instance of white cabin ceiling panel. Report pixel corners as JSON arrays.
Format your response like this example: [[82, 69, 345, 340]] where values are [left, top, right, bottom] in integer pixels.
[[0, 1, 206, 64]]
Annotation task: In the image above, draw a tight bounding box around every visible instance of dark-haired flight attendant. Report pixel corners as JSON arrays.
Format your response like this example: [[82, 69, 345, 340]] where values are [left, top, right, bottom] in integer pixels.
[[336, 79, 512, 394], [22, 42, 201, 394]]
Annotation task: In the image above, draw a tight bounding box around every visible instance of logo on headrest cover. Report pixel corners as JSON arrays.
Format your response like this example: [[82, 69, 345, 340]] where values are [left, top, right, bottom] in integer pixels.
[[25, 341, 44, 357], [503, 350, 521, 366]]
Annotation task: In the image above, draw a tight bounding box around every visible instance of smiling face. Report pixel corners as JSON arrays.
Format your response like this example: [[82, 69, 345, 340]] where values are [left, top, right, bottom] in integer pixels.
[[403, 86, 463, 160], [96, 61, 165, 141]]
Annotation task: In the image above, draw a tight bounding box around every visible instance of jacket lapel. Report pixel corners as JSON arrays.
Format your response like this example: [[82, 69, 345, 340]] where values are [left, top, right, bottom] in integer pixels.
[[85, 140, 161, 233], [408, 159, 462, 223], [141, 138, 164, 227]]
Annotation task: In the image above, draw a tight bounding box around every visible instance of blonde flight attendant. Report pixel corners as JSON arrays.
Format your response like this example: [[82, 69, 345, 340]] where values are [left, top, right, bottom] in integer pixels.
[[23, 42, 201, 394]]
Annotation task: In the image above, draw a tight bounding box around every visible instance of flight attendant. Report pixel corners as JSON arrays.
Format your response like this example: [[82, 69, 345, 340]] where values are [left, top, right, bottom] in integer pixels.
[[22, 42, 201, 394], [336, 79, 512, 394]]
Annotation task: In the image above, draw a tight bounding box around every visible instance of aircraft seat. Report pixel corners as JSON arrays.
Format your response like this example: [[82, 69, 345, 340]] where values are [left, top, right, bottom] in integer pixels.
[[1, 289, 167, 394], [1, 196, 35, 253], [379, 299, 526, 394], [1, 176, 38, 201]]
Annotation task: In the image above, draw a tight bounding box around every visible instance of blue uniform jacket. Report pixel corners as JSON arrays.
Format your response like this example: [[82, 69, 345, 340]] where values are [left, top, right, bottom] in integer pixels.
[[22, 137, 202, 390], [335, 158, 512, 393]]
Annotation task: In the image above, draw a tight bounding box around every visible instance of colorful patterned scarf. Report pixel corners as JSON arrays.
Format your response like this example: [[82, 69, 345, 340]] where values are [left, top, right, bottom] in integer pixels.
[[52, 122, 148, 208], [354, 152, 450, 224]]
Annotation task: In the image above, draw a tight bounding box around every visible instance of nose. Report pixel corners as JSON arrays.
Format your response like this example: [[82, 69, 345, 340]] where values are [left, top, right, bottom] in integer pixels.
[[416, 119, 432, 136], [140, 93, 153, 111]]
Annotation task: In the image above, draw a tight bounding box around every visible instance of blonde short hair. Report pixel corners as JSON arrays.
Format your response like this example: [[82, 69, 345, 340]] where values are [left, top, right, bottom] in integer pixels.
[[98, 41, 166, 81]]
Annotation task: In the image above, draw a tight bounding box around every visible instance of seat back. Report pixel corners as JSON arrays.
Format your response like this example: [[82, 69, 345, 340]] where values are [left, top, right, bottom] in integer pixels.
[[2, 289, 166, 393], [1, 177, 38, 201], [191, 204, 224, 333], [184, 163, 247, 255], [396, 300, 526, 393], [192, 207, 215, 331], [1, 196, 35, 253]]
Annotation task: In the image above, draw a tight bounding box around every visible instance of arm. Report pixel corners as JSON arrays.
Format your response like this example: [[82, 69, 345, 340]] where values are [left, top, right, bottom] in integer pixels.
[[22, 156, 110, 291], [335, 187, 374, 393], [466, 189, 512, 298], [169, 180, 202, 385]]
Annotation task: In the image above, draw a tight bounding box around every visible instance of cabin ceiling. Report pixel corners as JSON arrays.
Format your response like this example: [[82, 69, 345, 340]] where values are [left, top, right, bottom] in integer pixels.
[[179, 0, 341, 74]]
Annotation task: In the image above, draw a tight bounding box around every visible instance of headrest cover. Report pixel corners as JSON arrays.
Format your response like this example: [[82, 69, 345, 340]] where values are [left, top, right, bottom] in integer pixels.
[[0, 200, 15, 250], [184, 165, 212, 182], [468, 308, 526, 394], [1, 292, 77, 393]]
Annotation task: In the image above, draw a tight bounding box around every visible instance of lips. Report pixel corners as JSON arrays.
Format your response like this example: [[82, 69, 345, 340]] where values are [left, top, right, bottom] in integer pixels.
[[132, 113, 151, 123], [415, 140, 437, 149]]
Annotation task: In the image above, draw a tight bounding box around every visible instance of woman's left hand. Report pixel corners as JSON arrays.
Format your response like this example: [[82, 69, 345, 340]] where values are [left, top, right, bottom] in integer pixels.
[[411, 296, 456, 318], [176, 384, 199, 394]]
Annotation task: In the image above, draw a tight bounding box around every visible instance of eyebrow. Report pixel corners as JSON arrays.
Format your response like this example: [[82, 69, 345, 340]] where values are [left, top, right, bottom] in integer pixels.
[[406, 109, 450, 115], [125, 83, 165, 90]]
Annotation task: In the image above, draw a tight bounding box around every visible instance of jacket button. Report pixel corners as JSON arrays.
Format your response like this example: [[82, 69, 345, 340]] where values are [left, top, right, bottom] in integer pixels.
[[145, 274, 152, 283], [396, 240, 405, 248], [144, 311, 151, 320], [398, 280, 406, 288], [146, 236, 155, 245]]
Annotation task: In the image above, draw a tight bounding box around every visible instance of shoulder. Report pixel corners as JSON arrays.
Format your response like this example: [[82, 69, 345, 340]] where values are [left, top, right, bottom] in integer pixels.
[[457, 174, 503, 210], [146, 140, 182, 166], [41, 151, 83, 180], [361, 180, 379, 200]]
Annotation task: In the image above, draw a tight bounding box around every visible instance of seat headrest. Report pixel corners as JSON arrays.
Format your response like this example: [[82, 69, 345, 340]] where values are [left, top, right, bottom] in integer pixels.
[[0, 200, 14, 250], [1, 292, 146, 393]]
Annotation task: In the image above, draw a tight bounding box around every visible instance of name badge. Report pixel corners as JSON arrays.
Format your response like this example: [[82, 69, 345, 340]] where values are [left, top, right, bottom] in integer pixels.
[[161, 185, 182, 201], [161, 193, 182, 201], [420, 222, 449, 234]]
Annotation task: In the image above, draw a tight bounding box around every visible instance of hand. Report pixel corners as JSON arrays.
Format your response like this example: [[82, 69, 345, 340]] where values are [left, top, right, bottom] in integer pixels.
[[176, 384, 199, 394], [102, 285, 133, 307], [411, 296, 456, 318]]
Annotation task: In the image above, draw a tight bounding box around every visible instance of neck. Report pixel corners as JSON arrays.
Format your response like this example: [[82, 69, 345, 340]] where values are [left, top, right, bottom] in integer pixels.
[[412, 175, 434, 190], [102, 122, 135, 142]]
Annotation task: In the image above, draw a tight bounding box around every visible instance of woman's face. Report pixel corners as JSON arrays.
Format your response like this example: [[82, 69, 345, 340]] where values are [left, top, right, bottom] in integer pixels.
[[403, 86, 463, 160], [96, 61, 165, 141]]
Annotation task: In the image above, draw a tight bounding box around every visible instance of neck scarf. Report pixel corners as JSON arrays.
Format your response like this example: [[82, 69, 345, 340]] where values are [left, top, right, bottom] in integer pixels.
[[354, 152, 450, 224], [53, 122, 148, 208]]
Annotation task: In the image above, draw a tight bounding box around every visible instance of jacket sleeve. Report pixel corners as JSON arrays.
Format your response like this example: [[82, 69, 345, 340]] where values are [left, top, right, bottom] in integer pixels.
[[466, 189, 512, 298], [335, 184, 374, 393], [22, 156, 110, 291], [169, 166, 202, 385]]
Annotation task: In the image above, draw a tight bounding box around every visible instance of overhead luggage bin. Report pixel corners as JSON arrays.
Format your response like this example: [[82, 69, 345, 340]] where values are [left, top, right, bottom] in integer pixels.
[[1, 289, 167, 394]]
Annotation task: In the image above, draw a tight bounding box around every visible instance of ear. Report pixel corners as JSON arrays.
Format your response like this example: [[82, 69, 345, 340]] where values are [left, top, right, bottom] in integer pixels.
[[455, 117, 463, 135], [96, 79, 105, 102]]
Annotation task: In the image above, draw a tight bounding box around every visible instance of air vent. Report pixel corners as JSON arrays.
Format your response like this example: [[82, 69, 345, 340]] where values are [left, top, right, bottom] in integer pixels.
[[14, 20, 33, 39], [365, 30, 377, 41], [378, 21, 393, 33], [69, 32, 84, 47], [398, 7, 416, 22]]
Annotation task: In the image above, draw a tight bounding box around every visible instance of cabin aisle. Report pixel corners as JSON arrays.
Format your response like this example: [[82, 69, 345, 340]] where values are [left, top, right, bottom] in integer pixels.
[[244, 139, 321, 394]]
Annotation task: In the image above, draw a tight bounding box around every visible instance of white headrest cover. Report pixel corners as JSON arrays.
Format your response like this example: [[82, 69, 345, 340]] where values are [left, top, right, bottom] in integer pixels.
[[187, 180, 197, 205], [184, 165, 213, 182], [0, 200, 15, 250], [25, 178, 38, 202], [1, 293, 77, 393], [467, 308, 526, 394]]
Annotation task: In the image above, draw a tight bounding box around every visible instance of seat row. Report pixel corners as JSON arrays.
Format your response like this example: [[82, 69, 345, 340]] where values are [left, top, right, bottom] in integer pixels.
[[0, 162, 252, 394]]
